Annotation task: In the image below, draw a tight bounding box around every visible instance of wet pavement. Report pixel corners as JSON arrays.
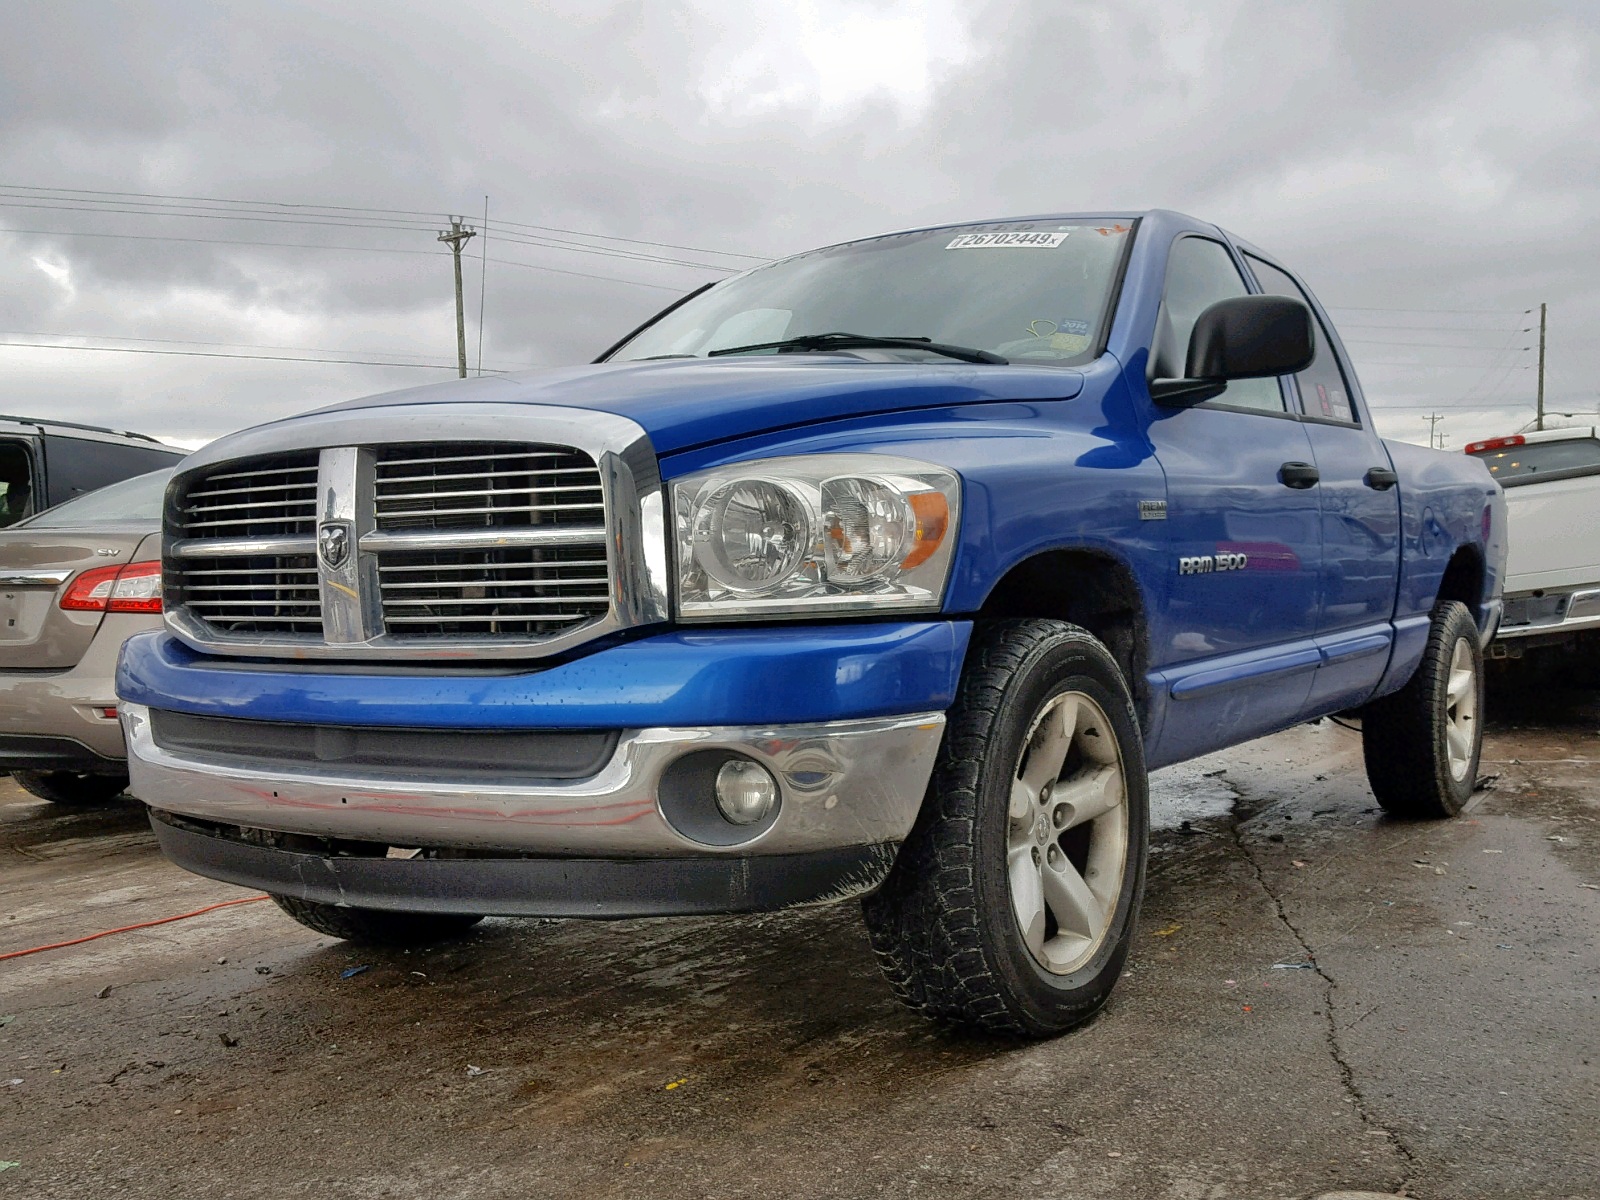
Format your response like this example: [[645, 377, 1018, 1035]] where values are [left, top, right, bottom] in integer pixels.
[[2, 686, 1598, 1199]]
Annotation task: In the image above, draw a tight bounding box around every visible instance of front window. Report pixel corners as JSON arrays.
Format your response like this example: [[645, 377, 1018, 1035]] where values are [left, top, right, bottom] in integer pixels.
[[608, 219, 1136, 366]]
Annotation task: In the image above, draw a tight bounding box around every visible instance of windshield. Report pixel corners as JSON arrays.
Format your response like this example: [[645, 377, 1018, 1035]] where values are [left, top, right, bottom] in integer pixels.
[[609, 219, 1136, 366], [20, 467, 174, 528]]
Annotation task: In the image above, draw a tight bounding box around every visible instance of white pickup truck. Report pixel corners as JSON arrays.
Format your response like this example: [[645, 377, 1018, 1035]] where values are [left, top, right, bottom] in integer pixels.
[[1467, 428, 1600, 651]]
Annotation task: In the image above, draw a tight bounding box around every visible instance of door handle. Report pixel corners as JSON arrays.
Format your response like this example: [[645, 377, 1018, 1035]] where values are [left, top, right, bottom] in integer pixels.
[[1364, 467, 1399, 490], [1279, 461, 1320, 489]]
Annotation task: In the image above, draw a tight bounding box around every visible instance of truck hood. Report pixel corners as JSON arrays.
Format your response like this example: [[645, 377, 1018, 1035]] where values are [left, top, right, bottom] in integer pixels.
[[307, 357, 1087, 454]]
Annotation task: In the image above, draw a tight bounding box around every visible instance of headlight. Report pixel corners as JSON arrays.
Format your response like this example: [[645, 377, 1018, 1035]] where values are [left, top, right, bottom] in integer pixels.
[[674, 454, 960, 619]]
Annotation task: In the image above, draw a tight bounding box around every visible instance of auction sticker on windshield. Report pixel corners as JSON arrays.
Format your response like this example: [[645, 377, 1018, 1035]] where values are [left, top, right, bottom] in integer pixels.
[[946, 231, 1069, 249]]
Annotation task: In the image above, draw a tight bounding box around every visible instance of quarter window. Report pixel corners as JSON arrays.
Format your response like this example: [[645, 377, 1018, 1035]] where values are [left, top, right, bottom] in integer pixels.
[[1153, 238, 1285, 414], [1245, 255, 1357, 424]]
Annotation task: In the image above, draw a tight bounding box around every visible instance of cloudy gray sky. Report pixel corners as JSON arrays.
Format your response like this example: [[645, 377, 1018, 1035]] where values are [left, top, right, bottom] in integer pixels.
[[2, 0, 1595, 449]]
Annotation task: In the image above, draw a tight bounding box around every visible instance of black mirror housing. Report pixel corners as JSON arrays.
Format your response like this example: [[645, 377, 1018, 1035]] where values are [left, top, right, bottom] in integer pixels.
[[1185, 294, 1315, 380]]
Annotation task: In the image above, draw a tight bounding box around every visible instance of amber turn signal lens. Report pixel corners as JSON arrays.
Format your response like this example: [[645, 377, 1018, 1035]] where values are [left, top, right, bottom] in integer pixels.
[[901, 492, 949, 570]]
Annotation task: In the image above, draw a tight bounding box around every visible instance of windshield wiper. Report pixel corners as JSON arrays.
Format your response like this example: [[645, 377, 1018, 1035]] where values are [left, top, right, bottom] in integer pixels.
[[707, 331, 1007, 365]]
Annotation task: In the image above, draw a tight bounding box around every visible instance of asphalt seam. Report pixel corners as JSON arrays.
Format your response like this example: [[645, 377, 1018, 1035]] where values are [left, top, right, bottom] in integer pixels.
[[1218, 774, 1422, 1193]]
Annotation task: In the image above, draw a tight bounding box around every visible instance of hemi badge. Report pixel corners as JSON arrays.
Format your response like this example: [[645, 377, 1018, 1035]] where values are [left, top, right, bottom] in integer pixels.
[[1139, 500, 1167, 521]]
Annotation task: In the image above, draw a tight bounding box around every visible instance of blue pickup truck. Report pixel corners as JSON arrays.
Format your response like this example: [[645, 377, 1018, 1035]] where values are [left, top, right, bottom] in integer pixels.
[[117, 210, 1504, 1037]]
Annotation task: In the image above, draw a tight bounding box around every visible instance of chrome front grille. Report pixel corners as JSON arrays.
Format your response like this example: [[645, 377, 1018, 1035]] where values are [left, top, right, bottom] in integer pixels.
[[373, 443, 604, 533], [377, 545, 611, 638], [178, 452, 319, 540], [178, 555, 322, 635], [165, 430, 635, 658]]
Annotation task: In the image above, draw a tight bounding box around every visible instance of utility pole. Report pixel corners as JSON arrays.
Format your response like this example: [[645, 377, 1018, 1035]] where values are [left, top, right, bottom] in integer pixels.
[[1536, 301, 1548, 431], [1423, 412, 1445, 449], [438, 217, 477, 378]]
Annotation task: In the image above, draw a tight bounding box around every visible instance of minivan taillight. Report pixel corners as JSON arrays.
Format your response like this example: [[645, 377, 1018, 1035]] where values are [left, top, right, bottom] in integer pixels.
[[60, 561, 163, 614]]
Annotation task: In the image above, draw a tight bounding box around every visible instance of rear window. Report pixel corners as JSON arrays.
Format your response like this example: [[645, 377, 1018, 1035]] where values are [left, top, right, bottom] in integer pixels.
[[1469, 438, 1600, 483], [20, 468, 173, 527]]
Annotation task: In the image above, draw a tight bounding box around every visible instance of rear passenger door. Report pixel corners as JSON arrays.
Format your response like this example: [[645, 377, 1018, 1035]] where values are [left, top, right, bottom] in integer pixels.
[[1143, 235, 1324, 763], [1243, 253, 1401, 714]]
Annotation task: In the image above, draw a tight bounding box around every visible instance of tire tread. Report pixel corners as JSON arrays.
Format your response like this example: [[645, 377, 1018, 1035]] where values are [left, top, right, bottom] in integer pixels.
[[862, 620, 1141, 1038], [1362, 600, 1481, 819]]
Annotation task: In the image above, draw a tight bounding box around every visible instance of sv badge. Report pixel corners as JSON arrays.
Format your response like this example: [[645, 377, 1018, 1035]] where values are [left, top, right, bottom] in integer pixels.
[[318, 521, 352, 569]]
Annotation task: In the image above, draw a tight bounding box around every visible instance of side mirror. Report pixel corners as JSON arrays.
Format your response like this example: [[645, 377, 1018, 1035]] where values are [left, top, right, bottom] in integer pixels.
[[1150, 294, 1316, 407]]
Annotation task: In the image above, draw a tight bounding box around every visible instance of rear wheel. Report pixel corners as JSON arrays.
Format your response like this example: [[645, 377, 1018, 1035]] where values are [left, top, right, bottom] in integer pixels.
[[269, 895, 484, 946], [1362, 600, 1483, 819], [13, 770, 128, 806], [861, 619, 1148, 1038]]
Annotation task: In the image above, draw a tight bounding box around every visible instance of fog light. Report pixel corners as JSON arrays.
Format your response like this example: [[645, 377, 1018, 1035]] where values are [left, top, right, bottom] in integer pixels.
[[714, 759, 777, 825]]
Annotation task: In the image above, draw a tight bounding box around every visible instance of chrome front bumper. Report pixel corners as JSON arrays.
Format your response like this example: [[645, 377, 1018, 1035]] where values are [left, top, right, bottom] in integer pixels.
[[121, 704, 945, 857]]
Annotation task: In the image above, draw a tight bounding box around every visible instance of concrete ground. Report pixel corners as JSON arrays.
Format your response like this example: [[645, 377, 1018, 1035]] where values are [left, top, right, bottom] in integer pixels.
[[1, 684, 1597, 1199]]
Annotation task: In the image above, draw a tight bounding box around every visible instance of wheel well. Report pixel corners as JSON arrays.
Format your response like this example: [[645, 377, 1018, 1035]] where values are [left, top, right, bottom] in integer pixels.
[[1436, 545, 1485, 616], [976, 550, 1149, 716]]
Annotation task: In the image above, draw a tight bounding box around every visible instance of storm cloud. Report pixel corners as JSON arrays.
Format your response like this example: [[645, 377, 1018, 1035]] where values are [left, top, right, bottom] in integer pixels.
[[2, 0, 1594, 449]]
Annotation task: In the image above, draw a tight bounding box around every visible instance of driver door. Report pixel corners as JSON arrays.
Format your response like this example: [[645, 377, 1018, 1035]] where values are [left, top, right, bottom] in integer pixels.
[[1144, 235, 1325, 765]]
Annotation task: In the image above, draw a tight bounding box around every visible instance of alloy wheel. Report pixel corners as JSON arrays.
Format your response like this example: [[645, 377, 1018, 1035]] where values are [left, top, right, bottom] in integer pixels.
[[1006, 690, 1130, 975]]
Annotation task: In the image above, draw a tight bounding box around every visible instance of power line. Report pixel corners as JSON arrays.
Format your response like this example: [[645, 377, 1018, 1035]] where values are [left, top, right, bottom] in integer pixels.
[[0, 181, 449, 220], [1335, 322, 1534, 333], [1326, 305, 1532, 315], [0, 329, 465, 363], [4, 198, 741, 272], [0, 183, 768, 263], [1368, 401, 1531, 411], [1341, 339, 1534, 351], [0, 225, 446, 255], [2, 226, 697, 291], [486, 214, 768, 261], [0, 198, 437, 233], [483, 227, 741, 271], [1456, 313, 1539, 409], [484, 254, 689, 290], [0, 340, 501, 370], [1348, 361, 1534, 370]]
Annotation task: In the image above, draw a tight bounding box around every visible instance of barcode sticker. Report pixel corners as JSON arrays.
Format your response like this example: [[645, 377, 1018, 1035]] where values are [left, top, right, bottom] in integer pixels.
[[946, 231, 1069, 249]]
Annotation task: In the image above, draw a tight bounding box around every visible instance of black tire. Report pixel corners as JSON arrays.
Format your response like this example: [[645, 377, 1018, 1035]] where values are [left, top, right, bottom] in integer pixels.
[[270, 895, 484, 946], [13, 770, 128, 806], [861, 619, 1149, 1038], [1362, 600, 1484, 819]]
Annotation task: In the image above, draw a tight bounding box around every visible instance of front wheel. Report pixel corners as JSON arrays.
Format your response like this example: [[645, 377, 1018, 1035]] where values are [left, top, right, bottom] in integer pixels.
[[861, 619, 1149, 1038], [1362, 600, 1484, 819], [13, 770, 128, 806]]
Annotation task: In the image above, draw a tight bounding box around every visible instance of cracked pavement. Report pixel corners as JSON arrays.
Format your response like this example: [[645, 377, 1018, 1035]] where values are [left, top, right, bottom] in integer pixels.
[[2, 681, 1598, 1199]]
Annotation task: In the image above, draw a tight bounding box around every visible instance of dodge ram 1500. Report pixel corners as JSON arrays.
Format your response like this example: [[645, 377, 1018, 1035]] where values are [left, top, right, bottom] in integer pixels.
[[117, 210, 1505, 1037]]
